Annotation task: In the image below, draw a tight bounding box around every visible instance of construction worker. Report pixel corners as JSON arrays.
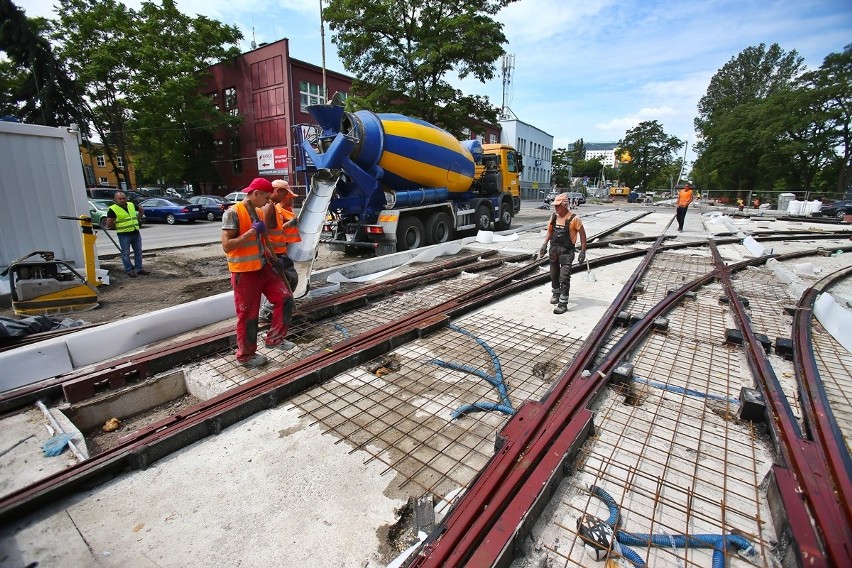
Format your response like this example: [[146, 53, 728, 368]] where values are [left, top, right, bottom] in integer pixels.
[[221, 177, 294, 368], [676, 183, 694, 231], [259, 179, 300, 322], [539, 192, 587, 314], [106, 192, 148, 277]]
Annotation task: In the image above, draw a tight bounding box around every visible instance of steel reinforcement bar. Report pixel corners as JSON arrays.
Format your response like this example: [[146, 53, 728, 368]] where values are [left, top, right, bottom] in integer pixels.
[[409, 241, 852, 567]]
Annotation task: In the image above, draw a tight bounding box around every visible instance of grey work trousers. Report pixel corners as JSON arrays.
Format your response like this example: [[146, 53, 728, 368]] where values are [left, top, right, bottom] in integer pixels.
[[549, 244, 575, 304]]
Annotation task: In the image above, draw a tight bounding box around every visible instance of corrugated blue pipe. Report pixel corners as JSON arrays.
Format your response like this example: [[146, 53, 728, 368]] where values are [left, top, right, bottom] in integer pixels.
[[591, 485, 756, 568]]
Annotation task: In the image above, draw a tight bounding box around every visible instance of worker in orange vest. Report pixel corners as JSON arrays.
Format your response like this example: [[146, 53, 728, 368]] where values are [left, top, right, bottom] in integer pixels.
[[221, 178, 294, 367], [676, 183, 694, 232], [259, 179, 301, 322]]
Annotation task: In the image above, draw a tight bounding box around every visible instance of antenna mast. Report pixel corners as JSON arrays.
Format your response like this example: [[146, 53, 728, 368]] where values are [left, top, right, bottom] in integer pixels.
[[251, 18, 257, 49], [501, 54, 515, 120]]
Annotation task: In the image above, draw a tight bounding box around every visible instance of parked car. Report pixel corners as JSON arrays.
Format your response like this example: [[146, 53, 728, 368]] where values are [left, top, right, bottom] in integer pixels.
[[86, 187, 145, 206], [819, 199, 852, 219], [138, 197, 203, 224], [87, 199, 112, 229], [188, 195, 229, 221], [224, 191, 248, 206]]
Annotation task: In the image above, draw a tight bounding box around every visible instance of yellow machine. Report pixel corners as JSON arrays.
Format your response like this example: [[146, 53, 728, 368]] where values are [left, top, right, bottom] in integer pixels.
[[2, 215, 101, 316]]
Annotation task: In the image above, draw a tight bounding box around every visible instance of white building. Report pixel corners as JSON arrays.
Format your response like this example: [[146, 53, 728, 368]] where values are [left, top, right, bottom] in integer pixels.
[[499, 117, 553, 198], [584, 142, 619, 168]]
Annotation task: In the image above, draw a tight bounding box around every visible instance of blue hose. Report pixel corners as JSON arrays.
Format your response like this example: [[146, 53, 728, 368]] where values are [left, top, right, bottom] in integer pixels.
[[590, 485, 756, 567], [431, 324, 514, 418], [632, 376, 739, 404]]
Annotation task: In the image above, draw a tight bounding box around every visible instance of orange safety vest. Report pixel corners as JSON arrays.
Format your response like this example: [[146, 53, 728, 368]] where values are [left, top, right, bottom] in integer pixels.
[[268, 203, 301, 254], [677, 188, 693, 207], [226, 201, 265, 272]]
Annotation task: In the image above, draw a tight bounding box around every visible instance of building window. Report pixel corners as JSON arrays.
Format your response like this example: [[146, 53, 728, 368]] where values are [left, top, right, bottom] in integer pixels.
[[98, 176, 108, 184], [96, 155, 105, 167], [224, 86, 238, 117], [208, 91, 220, 109], [117, 156, 124, 168], [229, 130, 241, 155], [232, 160, 243, 174], [299, 81, 325, 112], [214, 139, 224, 160], [490, 134, 498, 144]]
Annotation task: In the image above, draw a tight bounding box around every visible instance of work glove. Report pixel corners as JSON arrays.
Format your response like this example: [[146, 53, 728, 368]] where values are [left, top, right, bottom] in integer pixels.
[[578, 250, 586, 264], [538, 244, 548, 259], [251, 221, 267, 234]]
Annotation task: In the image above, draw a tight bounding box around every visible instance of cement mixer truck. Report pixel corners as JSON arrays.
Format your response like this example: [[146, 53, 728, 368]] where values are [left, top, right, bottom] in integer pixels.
[[296, 104, 524, 255]]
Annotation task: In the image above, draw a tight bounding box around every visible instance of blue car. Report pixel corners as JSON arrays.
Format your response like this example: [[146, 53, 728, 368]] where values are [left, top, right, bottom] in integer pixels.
[[139, 197, 203, 224], [188, 195, 229, 221]]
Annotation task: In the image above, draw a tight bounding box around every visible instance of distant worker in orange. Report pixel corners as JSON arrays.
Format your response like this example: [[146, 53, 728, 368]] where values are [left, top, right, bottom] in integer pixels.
[[676, 182, 694, 232]]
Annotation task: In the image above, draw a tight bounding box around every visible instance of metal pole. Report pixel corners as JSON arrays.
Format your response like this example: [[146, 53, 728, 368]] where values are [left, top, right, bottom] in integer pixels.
[[320, 0, 328, 102]]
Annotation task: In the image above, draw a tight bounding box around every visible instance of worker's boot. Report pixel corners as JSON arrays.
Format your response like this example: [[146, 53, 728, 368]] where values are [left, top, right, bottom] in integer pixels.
[[550, 289, 560, 304], [553, 303, 568, 314]]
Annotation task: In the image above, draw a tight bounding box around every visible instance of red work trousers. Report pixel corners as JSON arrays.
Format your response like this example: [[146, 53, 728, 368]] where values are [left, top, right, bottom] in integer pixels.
[[231, 264, 291, 362]]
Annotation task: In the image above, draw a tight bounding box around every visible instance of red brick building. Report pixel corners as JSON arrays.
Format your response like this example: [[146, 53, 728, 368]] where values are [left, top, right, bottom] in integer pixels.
[[200, 39, 352, 196], [200, 38, 501, 197]]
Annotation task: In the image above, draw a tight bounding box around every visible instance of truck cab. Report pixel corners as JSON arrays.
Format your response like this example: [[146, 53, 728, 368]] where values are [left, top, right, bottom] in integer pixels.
[[479, 144, 523, 214]]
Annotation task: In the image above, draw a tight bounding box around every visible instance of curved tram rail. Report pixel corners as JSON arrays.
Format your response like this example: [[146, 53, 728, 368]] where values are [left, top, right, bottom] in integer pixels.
[[1, 222, 850, 568]]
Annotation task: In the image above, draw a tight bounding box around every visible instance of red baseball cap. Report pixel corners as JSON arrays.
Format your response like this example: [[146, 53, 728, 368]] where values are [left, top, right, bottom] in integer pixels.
[[246, 178, 273, 193]]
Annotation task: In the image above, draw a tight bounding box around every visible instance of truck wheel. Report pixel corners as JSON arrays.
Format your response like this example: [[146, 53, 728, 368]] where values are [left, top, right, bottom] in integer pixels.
[[495, 203, 512, 230], [397, 216, 425, 251], [425, 212, 453, 244], [475, 203, 492, 231]]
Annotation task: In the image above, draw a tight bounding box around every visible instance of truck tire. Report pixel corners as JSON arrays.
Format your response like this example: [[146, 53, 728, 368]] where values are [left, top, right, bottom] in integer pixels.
[[495, 202, 512, 230], [397, 216, 425, 251], [425, 211, 453, 245], [475, 203, 492, 231]]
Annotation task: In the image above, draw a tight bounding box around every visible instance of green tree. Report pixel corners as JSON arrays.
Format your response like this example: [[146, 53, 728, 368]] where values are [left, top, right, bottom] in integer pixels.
[[51, 0, 241, 188], [322, 0, 516, 135], [0, 0, 84, 126], [803, 44, 852, 194], [695, 43, 804, 137], [693, 43, 805, 197], [572, 158, 603, 179], [126, 0, 241, 188], [616, 121, 683, 192], [551, 147, 572, 188], [568, 138, 586, 166]]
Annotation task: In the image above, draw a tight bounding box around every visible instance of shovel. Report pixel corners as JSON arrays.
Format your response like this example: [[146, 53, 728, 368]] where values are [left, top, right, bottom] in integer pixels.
[[584, 259, 596, 282]]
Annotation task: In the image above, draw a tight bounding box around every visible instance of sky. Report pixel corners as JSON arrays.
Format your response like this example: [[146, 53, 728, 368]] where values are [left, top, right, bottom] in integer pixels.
[[17, 0, 852, 164]]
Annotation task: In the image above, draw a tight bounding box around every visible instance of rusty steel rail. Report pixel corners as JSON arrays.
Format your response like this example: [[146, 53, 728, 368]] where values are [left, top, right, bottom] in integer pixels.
[[792, 265, 852, 557], [2, 233, 850, 532], [709, 242, 832, 567], [0, 235, 657, 523], [405, 219, 678, 567], [0, 216, 703, 524], [410, 241, 852, 567]]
